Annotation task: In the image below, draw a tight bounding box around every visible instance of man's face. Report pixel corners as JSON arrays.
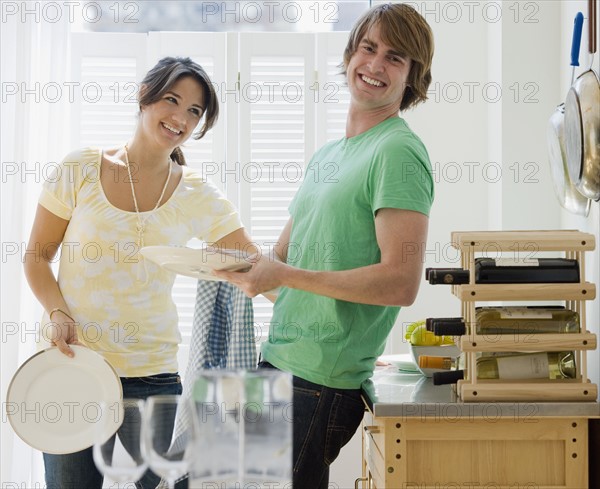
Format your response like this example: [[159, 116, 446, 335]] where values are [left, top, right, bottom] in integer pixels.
[[346, 23, 412, 113]]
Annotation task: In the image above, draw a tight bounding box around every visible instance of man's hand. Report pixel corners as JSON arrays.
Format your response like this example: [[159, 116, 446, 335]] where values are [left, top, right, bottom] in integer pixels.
[[214, 252, 288, 298]]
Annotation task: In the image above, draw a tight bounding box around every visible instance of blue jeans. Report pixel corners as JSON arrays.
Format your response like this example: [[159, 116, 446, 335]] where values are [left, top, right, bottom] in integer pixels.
[[258, 362, 365, 489], [43, 372, 184, 489]]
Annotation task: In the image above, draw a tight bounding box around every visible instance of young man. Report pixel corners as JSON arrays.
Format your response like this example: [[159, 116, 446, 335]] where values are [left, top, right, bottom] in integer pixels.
[[217, 4, 434, 488]]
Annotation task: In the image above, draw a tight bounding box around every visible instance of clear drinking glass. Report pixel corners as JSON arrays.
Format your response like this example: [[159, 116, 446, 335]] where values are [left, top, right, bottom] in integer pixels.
[[242, 369, 293, 485], [92, 399, 148, 485], [141, 395, 194, 489], [188, 370, 292, 487]]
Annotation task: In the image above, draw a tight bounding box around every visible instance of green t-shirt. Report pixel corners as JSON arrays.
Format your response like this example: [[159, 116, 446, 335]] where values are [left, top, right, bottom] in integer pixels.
[[261, 117, 434, 389]]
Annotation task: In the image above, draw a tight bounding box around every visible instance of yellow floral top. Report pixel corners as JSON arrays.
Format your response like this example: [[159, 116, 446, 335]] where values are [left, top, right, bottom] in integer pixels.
[[38, 147, 243, 377]]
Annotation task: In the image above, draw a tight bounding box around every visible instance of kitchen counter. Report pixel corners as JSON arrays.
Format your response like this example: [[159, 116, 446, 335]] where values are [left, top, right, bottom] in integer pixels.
[[359, 366, 600, 488], [362, 365, 600, 418]]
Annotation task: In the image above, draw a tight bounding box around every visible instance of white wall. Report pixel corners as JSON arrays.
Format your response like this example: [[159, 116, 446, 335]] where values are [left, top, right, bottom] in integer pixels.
[[330, 1, 600, 487]]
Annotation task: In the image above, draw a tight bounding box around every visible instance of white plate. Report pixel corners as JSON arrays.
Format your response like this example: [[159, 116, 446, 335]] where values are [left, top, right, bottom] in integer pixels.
[[378, 353, 419, 372], [6, 346, 122, 454], [140, 246, 251, 281]]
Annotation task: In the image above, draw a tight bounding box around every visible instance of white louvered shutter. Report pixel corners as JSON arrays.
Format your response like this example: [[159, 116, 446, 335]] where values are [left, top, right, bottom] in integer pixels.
[[238, 33, 316, 340], [70, 33, 147, 148], [315, 32, 351, 146]]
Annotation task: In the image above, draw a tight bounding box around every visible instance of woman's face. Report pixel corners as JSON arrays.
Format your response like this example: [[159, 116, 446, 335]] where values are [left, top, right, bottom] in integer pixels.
[[140, 76, 206, 150]]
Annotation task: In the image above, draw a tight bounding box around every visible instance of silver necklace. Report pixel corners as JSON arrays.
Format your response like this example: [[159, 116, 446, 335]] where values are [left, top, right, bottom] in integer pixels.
[[123, 144, 172, 250]]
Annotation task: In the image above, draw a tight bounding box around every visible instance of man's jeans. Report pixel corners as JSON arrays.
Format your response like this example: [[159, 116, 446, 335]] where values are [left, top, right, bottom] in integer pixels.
[[43, 372, 183, 489], [258, 361, 365, 489]]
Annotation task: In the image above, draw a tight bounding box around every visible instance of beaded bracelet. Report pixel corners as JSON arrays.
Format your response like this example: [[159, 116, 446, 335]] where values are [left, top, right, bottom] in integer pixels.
[[48, 307, 75, 322]]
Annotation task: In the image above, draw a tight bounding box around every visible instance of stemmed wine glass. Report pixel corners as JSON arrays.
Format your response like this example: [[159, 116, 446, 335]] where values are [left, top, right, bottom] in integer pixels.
[[93, 399, 148, 485], [141, 394, 195, 489]]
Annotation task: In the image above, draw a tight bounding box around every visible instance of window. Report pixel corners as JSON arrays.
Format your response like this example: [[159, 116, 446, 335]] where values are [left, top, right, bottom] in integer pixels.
[[72, 1, 369, 33], [69, 30, 350, 359]]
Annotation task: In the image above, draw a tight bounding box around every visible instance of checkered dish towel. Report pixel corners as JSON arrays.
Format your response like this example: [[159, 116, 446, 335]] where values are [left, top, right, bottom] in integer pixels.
[[156, 280, 257, 488], [186, 279, 256, 370]]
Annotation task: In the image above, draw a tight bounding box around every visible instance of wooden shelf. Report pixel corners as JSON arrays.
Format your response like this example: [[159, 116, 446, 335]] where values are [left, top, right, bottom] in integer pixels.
[[451, 230, 596, 252], [458, 379, 598, 402], [452, 282, 596, 301], [439, 229, 598, 404], [460, 333, 597, 352]]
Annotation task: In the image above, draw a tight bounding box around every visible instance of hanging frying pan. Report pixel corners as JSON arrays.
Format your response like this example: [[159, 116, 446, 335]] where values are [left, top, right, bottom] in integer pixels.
[[565, 0, 600, 201], [547, 12, 590, 215]]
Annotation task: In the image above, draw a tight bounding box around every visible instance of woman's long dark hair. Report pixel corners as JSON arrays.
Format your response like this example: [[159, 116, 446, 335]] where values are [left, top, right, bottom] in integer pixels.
[[138, 57, 219, 165]]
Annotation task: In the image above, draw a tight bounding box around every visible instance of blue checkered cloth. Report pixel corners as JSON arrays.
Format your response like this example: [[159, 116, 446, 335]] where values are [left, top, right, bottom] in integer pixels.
[[157, 280, 257, 488], [186, 279, 257, 371]]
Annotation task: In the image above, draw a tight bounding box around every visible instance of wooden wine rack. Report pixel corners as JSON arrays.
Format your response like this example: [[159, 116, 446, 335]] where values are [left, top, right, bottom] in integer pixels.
[[448, 230, 598, 402]]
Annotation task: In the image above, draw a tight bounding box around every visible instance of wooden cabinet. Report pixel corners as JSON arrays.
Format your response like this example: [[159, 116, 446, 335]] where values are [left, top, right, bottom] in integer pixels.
[[361, 406, 591, 488]]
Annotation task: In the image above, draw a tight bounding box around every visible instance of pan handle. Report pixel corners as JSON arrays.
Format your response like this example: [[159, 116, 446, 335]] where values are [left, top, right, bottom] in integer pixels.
[[572, 12, 584, 66], [589, 0, 597, 54]]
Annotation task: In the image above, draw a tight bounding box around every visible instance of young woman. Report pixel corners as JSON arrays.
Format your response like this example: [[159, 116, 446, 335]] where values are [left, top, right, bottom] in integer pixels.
[[24, 57, 254, 489]]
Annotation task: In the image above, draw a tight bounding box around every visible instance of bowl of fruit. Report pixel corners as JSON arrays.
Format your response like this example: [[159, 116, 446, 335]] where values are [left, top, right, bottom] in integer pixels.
[[406, 320, 461, 377]]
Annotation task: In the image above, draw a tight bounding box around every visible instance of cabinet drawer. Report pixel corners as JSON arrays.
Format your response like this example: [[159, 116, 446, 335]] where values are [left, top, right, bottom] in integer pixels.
[[362, 412, 385, 455], [363, 422, 385, 489]]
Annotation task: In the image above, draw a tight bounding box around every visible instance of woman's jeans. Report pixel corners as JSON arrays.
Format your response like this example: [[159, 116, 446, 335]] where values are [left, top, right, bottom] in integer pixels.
[[43, 372, 183, 489], [258, 362, 365, 489]]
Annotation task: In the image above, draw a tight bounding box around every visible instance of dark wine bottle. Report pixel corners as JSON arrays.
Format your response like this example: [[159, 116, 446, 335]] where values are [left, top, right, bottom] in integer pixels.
[[426, 258, 580, 285], [425, 317, 463, 333], [427, 269, 469, 284]]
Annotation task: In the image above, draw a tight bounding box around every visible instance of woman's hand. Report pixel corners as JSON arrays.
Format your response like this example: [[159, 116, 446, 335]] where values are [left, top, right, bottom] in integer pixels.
[[47, 310, 85, 357]]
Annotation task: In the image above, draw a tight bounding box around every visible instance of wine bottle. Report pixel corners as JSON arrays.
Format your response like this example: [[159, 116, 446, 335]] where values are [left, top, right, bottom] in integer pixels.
[[428, 318, 466, 336], [478, 351, 576, 380], [425, 267, 463, 281], [420, 355, 465, 386], [427, 269, 468, 285], [425, 316, 464, 333], [428, 306, 580, 336], [427, 258, 580, 285], [425, 351, 577, 385]]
